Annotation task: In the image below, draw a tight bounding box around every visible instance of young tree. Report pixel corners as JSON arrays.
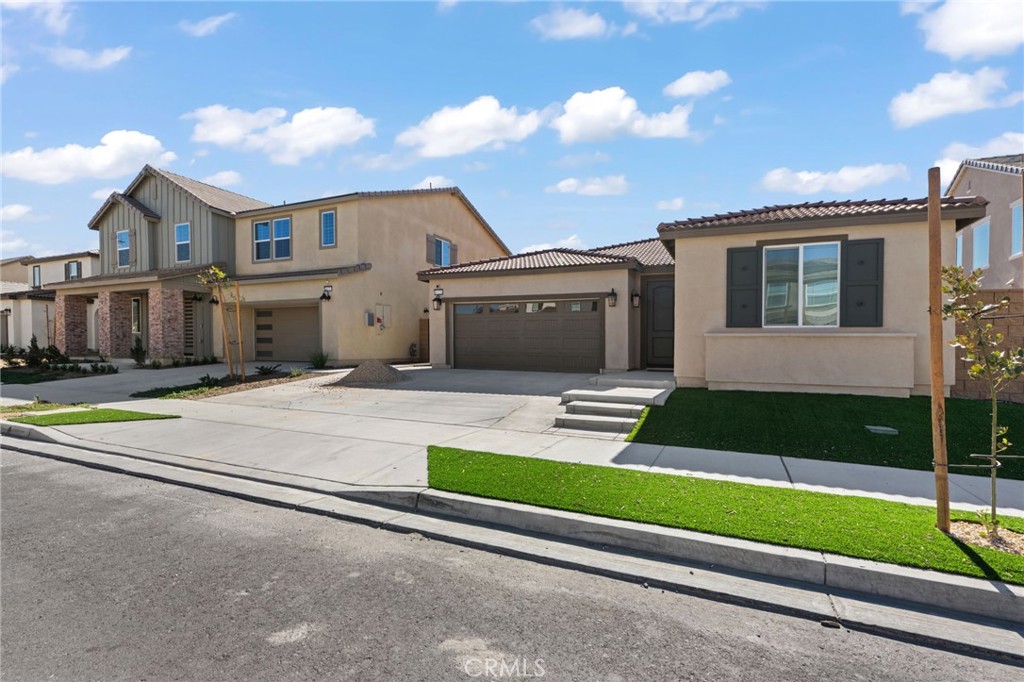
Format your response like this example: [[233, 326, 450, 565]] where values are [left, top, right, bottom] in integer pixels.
[[941, 265, 1024, 533], [198, 266, 236, 379]]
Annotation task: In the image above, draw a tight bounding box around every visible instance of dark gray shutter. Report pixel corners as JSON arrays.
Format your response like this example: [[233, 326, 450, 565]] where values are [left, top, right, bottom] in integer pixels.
[[426, 234, 436, 265], [64, 262, 70, 280], [840, 238, 883, 327], [726, 247, 761, 328], [450, 242, 458, 265]]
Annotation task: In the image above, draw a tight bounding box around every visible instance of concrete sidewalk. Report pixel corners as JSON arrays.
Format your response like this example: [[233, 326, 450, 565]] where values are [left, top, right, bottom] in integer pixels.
[[6, 378, 1022, 516]]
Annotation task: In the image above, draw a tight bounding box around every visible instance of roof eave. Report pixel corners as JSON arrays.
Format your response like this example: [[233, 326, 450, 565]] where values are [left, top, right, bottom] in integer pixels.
[[417, 260, 639, 282]]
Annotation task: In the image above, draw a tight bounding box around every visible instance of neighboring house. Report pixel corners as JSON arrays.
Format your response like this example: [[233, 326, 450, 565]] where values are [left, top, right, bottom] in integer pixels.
[[1, 251, 100, 350], [50, 166, 272, 359], [219, 188, 510, 364], [946, 155, 1023, 289], [421, 197, 987, 398]]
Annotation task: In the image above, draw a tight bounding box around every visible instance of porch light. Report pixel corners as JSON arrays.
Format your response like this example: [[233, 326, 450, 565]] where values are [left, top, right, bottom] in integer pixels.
[[190, 293, 204, 303], [432, 286, 444, 311], [0, 308, 10, 315], [607, 289, 617, 307], [320, 284, 334, 302], [210, 295, 219, 305], [631, 289, 641, 308]]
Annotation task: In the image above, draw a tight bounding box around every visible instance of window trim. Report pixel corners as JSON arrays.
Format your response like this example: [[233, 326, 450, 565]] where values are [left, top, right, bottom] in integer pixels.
[[174, 222, 191, 263], [31, 265, 41, 288], [972, 218, 990, 270], [435, 236, 452, 267], [762, 241, 841, 329], [252, 214, 294, 262], [67, 260, 82, 280], [131, 297, 142, 334], [1011, 200, 1023, 258], [319, 208, 337, 249], [116, 229, 130, 268]]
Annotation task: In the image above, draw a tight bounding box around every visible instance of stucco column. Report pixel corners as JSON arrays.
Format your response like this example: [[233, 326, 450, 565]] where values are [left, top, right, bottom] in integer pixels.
[[98, 291, 133, 358], [147, 287, 184, 359], [54, 294, 88, 356]]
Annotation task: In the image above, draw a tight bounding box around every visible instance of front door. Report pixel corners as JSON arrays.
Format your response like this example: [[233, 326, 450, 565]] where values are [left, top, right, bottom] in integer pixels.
[[644, 279, 674, 368]]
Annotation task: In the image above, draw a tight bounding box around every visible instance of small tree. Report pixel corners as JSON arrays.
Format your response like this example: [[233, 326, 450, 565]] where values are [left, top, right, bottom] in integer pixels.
[[198, 266, 236, 379], [941, 265, 1024, 534], [130, 336, 147, 367], [25, 334, 43, 367]]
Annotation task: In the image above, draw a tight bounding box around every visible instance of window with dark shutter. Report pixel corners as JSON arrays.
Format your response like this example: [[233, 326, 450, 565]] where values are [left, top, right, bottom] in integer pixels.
[[426, 234, 436, 265], [450, 242, 458, 265], [726, 247, 761, 328], [840, 238, 883, 327]]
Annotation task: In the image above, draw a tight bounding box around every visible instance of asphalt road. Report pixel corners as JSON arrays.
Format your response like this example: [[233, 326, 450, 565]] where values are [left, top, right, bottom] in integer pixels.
[[1, 448, 1016, 681]]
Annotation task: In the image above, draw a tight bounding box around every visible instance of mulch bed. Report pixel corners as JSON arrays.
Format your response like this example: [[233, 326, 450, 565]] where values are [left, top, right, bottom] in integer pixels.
[[949, 521, 1024, 557], [185, 372, 315, 400]]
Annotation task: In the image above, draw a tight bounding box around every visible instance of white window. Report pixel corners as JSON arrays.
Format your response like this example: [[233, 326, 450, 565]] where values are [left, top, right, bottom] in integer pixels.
[[955, 233, 963, 267], [254, 217, 291, 261], [320, 209, 336, 248], [763, 242, 840, 327], [1012, 201, 1022, 257], [67, 261, 81, 280], [131, 298, 142, 334], [273, 218, 291, 258], [175, 223, 191, 263], [973, 219, 990, 269], [117, 230, 130, 267], [32, 265, 41, 287], [434, 237, 451, 267]]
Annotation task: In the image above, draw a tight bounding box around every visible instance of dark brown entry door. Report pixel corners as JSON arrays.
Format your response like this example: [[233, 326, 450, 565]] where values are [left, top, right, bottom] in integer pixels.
[[645, 280, 674, 367]]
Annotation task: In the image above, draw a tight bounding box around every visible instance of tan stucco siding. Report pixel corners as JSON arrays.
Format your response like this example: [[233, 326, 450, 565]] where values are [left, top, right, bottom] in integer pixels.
[[234, 202, 360, 275], [425, 269, 635, 372], [672, 219, 957, 397], [949, 166, 1024, 290]]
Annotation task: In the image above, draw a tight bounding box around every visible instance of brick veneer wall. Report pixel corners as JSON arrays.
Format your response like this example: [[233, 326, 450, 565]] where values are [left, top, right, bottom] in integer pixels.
[[147, 287, 184, 359], [54, 294, 88, 355], [98, 291, 133, 358], [950, 288, 1024, 404]]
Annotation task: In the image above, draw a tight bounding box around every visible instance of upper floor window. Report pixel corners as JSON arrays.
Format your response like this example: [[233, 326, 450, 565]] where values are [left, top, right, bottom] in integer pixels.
[[175, 223, 191, 263], [955, 233, 964, 267], [1012, 201, 1022, 257], [31, 265, 41, 287], [972, 219, 990, 269], [254, 217, 291, 261], [763, 242, 839, 327], [320, 209, 336, 248], [435, 237, 452, 267], [66, 261, 82, 280], [117, 230, 130, 267]]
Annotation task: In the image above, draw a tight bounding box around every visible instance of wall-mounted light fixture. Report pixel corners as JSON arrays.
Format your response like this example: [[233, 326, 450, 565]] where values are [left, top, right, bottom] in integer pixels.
[[210, 295, 219, 305], [190, 293, 204, 303], [0, 307, 11, 315], [320, 284, 333, 302], [432, 285, 444, 311], [631, 289, 641, 308], [607, 288, 617, 307]]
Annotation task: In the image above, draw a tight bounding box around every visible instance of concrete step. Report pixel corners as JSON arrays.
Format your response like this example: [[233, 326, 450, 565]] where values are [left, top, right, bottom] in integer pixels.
[[564, 400, 646, 419], [590, 373, 676, 390], [561, 386, 672, 406], [554, 413, 638, 433]]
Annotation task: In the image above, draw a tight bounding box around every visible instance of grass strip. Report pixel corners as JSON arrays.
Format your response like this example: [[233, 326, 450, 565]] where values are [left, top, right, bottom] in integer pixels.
[[627, 389, 1024, 480], [428, 446, 1024, 585], [0, 402, 87, 416], [131, 383, 215, 399], [11, 409, 180, 426]]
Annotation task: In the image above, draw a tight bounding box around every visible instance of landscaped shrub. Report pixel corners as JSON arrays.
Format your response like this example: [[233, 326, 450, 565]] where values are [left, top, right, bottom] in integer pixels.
[[44, 345, 68, 364], [309, 350, 329, 369], [25, 335, 43, 368], [130, 337, 147, 367], [197, 373, 221, 388], [147, 359, 163, 370], [289, 368, 306, 378], [256, 364, 281, 376]]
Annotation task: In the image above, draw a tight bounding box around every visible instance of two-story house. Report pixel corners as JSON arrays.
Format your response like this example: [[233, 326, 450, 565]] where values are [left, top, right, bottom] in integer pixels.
[[1, 250, 100, 350], [51, 166, 272, 359]]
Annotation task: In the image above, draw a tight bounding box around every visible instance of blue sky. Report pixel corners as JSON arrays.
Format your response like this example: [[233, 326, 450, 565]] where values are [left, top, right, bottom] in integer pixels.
[[2, 1, 1022, 258]]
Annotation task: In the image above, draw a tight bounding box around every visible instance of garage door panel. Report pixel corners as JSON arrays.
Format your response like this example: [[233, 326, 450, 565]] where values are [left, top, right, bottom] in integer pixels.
[[254, 307, 319, 361]]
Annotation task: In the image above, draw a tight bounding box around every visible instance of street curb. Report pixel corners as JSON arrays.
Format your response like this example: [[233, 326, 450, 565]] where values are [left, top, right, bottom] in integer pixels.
[[3, 429, 1023, 665]]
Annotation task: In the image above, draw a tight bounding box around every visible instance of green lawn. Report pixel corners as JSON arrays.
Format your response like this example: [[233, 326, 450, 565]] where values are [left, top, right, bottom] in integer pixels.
[[428, 446, 1024, 585], [11, 409, 180, 426], [627, 389, 1024, 480]]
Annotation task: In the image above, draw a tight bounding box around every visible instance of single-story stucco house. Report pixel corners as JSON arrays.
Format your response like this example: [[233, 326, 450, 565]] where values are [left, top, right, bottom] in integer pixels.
[[420, 196, 988, 398]]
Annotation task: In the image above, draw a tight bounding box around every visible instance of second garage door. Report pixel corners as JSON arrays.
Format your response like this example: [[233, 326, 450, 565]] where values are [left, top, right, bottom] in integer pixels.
[[453, 299, 603, 373], [254, 307, 319, 361]]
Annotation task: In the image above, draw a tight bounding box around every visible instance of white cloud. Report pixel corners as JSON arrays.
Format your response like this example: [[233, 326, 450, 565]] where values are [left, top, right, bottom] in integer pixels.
[[760, 163, 910, 195], [179, 12, 237, 38], [1, 64, 20, 84], [521, 234, 587, 253], [396, 96, 541, 158], [1, 130, 177, 184], [934, 132, 1024, 182], [90, 187, 120, 200], [0, 204, 33, 222], [655, 197, 685, 210], [899, 1, 939, 16], [531, 8, 610, 40], [663, 70, 731, 98], [712, 114, 727, 125], [545, 175, 629, 196], [550, 151, 611, 168], [913, 1, 1024, 60], [3, 1, 73, 35], [624, 1, 756, 28], [48, 46, 132, 71], [348, 152, 416, 172], [201, 170, 242, 187], [889, 67, 1022, 128], [551, 87, 692, 143], [412, 175, 455, 190], [184, 104, 375, 165]]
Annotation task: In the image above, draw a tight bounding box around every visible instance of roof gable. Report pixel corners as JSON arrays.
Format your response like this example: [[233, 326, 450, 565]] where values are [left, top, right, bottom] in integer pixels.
[[946, 155, 1024, 196]]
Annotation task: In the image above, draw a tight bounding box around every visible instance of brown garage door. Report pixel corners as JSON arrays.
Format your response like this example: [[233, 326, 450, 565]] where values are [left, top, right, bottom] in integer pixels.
[[254, 307, 319, 361], [453, 300, 603, 372]]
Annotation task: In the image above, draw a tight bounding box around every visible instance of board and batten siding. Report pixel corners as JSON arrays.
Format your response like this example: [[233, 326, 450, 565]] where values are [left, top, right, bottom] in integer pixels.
[[98, 203, 150, 275]]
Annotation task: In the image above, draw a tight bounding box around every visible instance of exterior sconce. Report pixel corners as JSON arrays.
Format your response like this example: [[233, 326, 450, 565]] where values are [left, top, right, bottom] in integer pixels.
[[631, 289, 641, 308], [0, 308, 11, 315], [190, 293, 204, 303], [607, 289, 617, 307], [320, 284, 334, 301], [209, 295, 219, 305], [432, 285, 444, 311]]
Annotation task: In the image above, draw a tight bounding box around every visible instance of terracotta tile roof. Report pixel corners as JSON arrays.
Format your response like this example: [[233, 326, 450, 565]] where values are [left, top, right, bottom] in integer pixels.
[[152, 167, 273, 214], [963, 155, 1024, 174], [590, 238, 674, 267], [658, 196, 988, 234], [419, 248, 632, 278]]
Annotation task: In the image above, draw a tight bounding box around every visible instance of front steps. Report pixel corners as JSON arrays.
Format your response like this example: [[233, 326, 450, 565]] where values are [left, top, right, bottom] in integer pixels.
[[554, 377, 674, 434]]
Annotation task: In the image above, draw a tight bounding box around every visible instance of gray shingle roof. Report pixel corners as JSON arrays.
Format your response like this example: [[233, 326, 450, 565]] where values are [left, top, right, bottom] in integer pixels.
[[152, 167, 272, 214], [658, 196, 988, 235]]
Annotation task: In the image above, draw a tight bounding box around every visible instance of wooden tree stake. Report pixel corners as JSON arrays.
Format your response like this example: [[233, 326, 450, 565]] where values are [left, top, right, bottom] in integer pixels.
[[234, 280, 245, 383], [928, 167, 951, 533]]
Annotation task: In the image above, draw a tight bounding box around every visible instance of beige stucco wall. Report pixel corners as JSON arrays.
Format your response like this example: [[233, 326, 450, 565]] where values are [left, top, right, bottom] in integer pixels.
[[34, 255, 100, 287], [425, 268, 637, 372], [671, 219, 957, 397]]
